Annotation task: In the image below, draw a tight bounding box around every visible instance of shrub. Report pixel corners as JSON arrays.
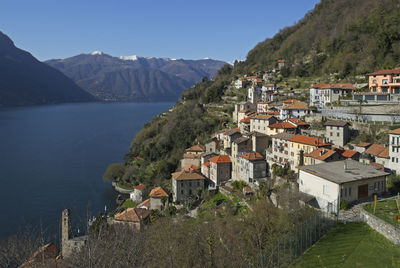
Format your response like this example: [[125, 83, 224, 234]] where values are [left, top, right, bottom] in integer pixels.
[[340, 200, 348, 210], [232, 180, 248, 191]]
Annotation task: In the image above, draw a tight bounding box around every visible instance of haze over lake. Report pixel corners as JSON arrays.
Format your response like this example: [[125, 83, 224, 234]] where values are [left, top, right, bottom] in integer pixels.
[[0, 102, 173, 238]]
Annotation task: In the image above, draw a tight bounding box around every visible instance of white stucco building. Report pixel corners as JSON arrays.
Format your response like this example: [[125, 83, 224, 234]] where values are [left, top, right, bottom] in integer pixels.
[[389, 128, 400, 174], [298, 160, 389, 213]]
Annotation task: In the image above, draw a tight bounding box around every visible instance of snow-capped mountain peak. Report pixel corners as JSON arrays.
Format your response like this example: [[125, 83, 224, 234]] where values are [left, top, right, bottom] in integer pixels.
[[90, 51, 104, 55], [119, 55, 139, 61]]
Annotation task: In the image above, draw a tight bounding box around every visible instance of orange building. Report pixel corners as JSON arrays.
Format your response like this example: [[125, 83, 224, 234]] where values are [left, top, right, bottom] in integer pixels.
[[368, 68, 400, 94]]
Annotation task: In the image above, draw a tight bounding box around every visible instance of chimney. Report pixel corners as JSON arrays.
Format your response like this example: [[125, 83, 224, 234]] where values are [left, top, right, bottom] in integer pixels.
[[344, 160, 347, 171], [320, 150, 324, 156]]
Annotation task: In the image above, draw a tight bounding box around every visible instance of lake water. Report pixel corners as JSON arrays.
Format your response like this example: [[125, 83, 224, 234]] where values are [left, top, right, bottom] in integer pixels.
[[0, 102, 173, 239]]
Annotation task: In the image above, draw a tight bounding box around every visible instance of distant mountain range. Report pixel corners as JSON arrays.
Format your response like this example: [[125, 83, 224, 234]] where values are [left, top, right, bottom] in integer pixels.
[[46, 52, 227, 102], [0, 31, 95, 107]]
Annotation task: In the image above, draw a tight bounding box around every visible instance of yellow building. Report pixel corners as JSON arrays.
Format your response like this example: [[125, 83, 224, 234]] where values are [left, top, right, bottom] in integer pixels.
[[288, 135, 331, 170]]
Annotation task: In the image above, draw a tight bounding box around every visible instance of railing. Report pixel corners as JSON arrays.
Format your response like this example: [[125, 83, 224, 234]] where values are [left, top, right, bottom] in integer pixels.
[[249, 204, 338, 267]]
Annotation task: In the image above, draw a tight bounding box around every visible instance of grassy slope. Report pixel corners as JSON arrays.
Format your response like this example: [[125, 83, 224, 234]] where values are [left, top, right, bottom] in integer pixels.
[[292, 222, 400, 267], [364, 199, 400, 228]]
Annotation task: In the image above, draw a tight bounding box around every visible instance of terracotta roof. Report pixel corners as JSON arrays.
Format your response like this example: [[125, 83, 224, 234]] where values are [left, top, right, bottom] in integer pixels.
[[247, 131, 268, 137], [240, 152, 264, 161], [185, 144, 205, 152], [340, 150, 359, 158], [257, 101, 267, 104], [172, 170, 205, 181], [356, 142, 371, 147], [267, 111, 280, 115], [134, 184, 146, 190], [287, 118, 309, 126], [378, 146, 389, 159], [289, 135, 330, 146], [310, 83, 327, 89], [250, 114, 276, 120], [243, 186, 253, 192], [268, 122, 297, 129], [324, 120, 348, 127], [283, 101, 308, 110], [149, 187, 169, 198], [311, 83, 355, 90], [226, 128, 240, 136], [329, 83, 356, 90], [183, 165, 200, 173], [368, 68, 400, 76], [240, 118, 251, 123], [283, 99, 298, 104], [365, 144, 389, 158], [277, 59, 286, 63], [305, 148, 337, 161], [209, 155, 232, 164], [114, 208, 150, 222], [183, 153, 201, 159], [137, 199, 150, 209], [204, 161, 210, 167], [389, 128, 400, 135]]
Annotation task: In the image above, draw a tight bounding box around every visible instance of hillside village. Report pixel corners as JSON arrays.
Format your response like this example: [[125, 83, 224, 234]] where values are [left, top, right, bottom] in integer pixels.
[[39, 61, 400, 266]]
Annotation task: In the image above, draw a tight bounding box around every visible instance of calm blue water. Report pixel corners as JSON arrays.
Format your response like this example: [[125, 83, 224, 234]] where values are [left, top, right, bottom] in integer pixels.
[[0, 102, 173, 238]]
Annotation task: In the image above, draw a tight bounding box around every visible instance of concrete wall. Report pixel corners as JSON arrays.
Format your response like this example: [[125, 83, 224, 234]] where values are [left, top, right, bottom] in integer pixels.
[[360, 205, 400, 246]]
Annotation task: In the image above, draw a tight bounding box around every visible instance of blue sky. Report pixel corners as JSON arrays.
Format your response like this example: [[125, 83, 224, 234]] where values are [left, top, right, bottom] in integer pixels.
[[1, 0, 320, 62]]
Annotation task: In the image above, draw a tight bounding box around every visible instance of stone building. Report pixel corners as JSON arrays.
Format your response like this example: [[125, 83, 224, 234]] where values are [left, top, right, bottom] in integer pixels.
[[324, 120, 350, 147], [239, 152, 267, 183], [171, 170, 205, 202], [61, 209, 87, 258], [149, 187, 169, 210], [110, 207, 150, 231], [209, 155, 232, 189]]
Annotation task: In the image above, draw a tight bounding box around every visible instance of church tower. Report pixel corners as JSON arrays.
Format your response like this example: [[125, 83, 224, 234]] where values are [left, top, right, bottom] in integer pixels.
[[61, 209, 72, 257]]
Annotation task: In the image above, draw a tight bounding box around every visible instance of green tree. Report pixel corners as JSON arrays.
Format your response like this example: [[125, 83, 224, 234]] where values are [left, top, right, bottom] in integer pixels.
[[103, 163, 125, 182]]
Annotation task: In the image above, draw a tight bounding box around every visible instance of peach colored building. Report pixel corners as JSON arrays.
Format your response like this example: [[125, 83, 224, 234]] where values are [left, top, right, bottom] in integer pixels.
[[368, 68, 400, 94]]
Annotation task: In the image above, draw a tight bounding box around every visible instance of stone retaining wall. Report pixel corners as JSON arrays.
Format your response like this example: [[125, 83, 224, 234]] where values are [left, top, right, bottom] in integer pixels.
[[360, 206, 400, 246]]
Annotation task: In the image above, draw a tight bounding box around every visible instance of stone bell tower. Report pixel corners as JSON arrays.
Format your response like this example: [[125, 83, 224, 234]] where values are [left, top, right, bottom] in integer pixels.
[[61, 209, 72, 257]]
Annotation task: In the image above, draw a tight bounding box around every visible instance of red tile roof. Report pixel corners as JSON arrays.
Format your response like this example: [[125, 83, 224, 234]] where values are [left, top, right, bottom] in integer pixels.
[[134, 184, 146, 190], [172, 170, 204, 180], [389, 128, 400, 135], [137, 199, 150, 209], [209, 155, 232, 164], [149, 187, 169, 198], [305, 148, 337, 161], [183, 165, 200, 173], [250, 114, 276, 120], [185, 144, 205, 152], [283, 101, 308, 110], [368, 68, 400, 76], [289, 135, 330, 146], [287, 118, 309, 126], [283, 99, 298, 104], [340, 150, 359, 158], [240, 152, 264, 161], [365, 144, 386, 157], [268, 122, 297, 129], [114, 208, 150, 222], [356, 142, 371, 147], [311, 83, 355, 90], [277, 59, 286, 63], [240, 118, 251, 123]]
